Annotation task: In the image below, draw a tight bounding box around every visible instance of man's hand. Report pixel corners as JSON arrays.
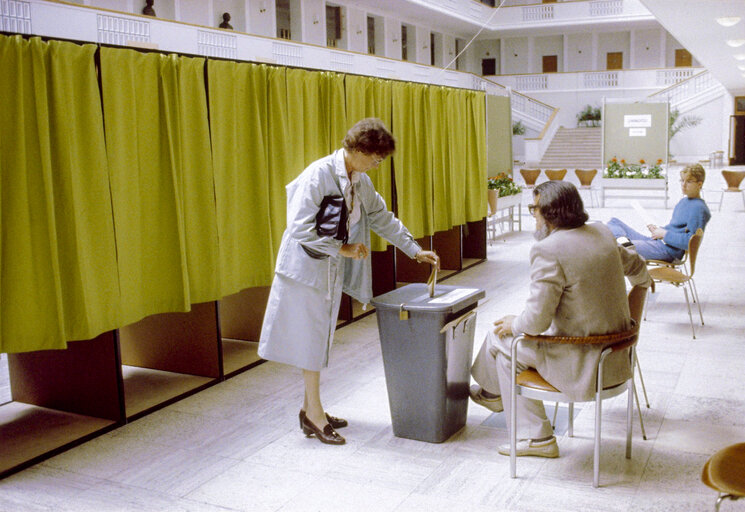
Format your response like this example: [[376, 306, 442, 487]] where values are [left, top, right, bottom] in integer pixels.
[[647, 224, 666, 240], [339, 243, 369, 260], [415, 250, 440, 270], [493, 315, 516, 337]]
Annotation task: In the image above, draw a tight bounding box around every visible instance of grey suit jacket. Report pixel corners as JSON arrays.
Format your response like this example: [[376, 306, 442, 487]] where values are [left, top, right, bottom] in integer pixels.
[[512, 222, 651, 401]]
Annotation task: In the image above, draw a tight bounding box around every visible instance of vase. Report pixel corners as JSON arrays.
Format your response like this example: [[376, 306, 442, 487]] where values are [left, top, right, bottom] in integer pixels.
[[487, 190, 521, 214]]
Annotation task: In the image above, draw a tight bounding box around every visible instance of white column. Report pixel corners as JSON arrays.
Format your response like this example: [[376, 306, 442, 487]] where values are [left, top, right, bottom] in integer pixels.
[[591, 31, 598, 70], [499, 38, 505, 74], [659, 28, 667, 67], [562, 34, 568, 72], [629, 29, 636, 69], [527, 36, 534, 73]]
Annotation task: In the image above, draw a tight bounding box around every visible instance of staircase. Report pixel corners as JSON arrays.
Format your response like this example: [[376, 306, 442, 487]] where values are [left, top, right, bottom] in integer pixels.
[[539, 127, 603, 169]]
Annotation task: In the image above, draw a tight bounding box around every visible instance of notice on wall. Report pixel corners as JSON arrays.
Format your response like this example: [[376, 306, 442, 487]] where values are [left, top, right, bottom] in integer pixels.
[[624, 114, 652, 128], [629, 127, 647, 137]]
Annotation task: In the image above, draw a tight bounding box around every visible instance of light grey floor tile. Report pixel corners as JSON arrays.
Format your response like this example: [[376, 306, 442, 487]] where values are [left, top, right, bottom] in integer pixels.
[[276, 475, 411, 512]]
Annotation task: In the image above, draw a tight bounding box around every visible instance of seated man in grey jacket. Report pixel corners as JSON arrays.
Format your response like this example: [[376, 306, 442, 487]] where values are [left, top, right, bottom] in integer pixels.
[[470, 180, 651, 458]]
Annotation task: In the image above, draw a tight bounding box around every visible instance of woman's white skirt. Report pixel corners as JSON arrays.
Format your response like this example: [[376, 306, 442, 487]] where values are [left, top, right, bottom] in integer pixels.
[[258, 270, 343, 372]]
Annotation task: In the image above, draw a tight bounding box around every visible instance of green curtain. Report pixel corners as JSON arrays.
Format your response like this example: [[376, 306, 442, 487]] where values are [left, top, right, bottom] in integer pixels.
[[445, 88, 468, 227], [465, 91, 488, 221], [208, 60, 275, 294], [0, 36, 119, 353], [345, 75, 394, 251], [101, 48, 219, 325], [391, 82, 434, 239], [430, 86, 455, 232]]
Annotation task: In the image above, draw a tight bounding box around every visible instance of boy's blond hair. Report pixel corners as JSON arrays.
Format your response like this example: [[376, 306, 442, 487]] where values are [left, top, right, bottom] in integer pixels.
[[681, 163, 705, 183]]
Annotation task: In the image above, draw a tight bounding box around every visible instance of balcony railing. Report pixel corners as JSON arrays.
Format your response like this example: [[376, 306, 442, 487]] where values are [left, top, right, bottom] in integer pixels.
[[648, 70, 724, 109], [493, 67, 704, 92]]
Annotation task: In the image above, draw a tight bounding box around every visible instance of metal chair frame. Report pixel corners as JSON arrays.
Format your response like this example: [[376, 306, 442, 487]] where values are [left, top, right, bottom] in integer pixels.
[[509, 325, 640, 488]]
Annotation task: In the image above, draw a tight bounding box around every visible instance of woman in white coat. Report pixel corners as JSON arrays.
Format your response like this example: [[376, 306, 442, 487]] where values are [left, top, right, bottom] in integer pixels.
[[259, 118, 439, 445]]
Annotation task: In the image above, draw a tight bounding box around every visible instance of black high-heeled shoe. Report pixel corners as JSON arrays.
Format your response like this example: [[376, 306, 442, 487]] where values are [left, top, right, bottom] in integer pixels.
[[301, 414, 346, 445], [299, 410, 348, 429]]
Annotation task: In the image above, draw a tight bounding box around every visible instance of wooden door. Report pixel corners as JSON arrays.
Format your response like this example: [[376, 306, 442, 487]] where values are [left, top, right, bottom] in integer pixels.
[[482, 58, 496, 75], [606, 52, 623, 70], [542, 55, 557, 73], [675, 49, 692, 67]]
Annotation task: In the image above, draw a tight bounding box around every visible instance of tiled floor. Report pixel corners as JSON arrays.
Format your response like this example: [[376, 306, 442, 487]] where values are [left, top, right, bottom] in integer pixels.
[[1, 176, 744, 511]]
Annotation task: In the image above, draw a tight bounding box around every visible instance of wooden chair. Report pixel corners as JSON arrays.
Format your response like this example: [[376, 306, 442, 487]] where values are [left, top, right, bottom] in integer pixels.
[[645, 228, 704, 339], [575, 169, 599, 207], [509, 288, 645, 488], [720, 170, 745, 211], [702, 442, 745, 511], [544, 169, 567, 181], [519, 169, 541, 188]]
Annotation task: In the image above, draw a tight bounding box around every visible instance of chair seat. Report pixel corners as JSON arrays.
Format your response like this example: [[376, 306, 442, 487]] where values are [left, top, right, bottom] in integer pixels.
[[704, 443, 745, 497], [516, 369, 559, 392], [648, 266, 689, 284]]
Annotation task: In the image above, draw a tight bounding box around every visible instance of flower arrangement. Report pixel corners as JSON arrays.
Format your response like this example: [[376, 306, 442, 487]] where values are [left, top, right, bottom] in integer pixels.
[[488, 173, 522, 197], [604, 158, 665, 179]]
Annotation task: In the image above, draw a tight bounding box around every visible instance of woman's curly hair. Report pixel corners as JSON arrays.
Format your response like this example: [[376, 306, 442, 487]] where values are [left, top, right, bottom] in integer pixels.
[[342, 118, 396, 157]]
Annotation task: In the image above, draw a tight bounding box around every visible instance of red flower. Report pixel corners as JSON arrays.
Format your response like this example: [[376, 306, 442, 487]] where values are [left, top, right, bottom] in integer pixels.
[[639, 159, 645, 164], [656, 159, 663, 164], [620, 159, 626, 164], [611, 157, 617, 163]]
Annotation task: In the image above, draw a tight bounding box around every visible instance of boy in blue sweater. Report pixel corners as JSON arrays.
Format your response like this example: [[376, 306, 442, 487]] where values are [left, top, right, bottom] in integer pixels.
[[607, 163, 711, 262]]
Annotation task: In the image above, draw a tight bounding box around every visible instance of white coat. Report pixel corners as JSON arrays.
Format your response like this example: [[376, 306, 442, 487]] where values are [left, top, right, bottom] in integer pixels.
[[258, 149, 421, 371]]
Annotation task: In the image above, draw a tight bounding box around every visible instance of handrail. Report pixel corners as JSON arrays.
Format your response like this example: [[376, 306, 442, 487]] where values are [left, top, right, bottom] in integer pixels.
[[526, 107, 560, 141]]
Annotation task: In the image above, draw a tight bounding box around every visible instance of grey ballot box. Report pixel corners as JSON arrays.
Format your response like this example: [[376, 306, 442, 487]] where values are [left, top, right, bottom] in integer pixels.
[[371, 283, 485, 443]]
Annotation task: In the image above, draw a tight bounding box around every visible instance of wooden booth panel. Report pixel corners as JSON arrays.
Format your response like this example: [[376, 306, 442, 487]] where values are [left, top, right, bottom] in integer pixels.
[[119, 301, 221, 378], [462, 218, 487, 262], [433, 226, 462, 274], [219, 287, 270, 342], [9, 332, 124, 422], [372, 246, 396, 298], [396, 236, 432, 284]]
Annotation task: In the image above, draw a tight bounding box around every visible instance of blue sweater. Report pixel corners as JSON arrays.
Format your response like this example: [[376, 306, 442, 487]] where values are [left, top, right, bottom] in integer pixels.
[[663, 197, 711, 257]]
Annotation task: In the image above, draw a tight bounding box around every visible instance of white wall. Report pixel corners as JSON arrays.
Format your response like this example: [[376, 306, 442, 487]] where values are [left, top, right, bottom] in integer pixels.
[[631, 28, 663, 69], [502, 37, 529, 74], [213, 0, 246, 32], [472, 39, 499, 74], [301, 0, 325, 46], [669, 96, 727, 162], [345, 6, 366, 53], [565, 33, 592, 72]]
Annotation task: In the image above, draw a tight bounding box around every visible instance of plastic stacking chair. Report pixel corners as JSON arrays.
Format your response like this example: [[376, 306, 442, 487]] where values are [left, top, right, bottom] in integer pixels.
[[720, 170, 745, 211], [509, 288, 645, 488], [645, 228, 704, 339], [545, 169, 567, 181], [702, 442, 745, 511], [575, 169, 599, 207], [520, 169, 541, 188]]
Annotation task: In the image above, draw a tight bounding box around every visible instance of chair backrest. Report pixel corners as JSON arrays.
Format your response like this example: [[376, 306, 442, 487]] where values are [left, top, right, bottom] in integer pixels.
[[520, 168, 541, 186], [722, 169, 745, 191], [545, 169, 567, 181], [687, 228, 704, 277], [574, 169, 598, 187]]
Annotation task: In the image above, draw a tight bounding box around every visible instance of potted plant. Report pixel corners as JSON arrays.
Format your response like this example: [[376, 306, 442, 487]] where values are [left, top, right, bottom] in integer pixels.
[[576, 105, 602, 127], [603, 158, 665, 180], [487, 173, 522, 213]]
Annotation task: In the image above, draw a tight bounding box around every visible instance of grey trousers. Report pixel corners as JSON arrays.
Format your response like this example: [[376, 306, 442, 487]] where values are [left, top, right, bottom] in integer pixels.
[[471, 330, 553, 440]]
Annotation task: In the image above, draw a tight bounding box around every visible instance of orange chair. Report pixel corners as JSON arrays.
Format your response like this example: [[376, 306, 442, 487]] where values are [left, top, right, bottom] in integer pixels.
[[545, 169, 567, 181], [519, 169, 541, 188], [575, 169, 599, 207], [702, 443, 745, 511], [720, 170, 745, 211]]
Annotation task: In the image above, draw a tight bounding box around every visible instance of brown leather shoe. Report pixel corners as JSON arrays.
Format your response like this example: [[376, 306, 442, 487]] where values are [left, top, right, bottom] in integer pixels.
[[299, 410, 348, 429], [301, 414, 346, 445]]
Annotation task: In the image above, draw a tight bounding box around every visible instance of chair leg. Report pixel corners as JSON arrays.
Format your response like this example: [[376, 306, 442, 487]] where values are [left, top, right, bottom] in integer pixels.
[[594, 393, 602, 488], [690, 278, 704, 325], [626, 379, 634, 457], [568, 402, 574, 437], [551, 401, 559, 429], [634, 385, 648, 440], [683, 286, 696, 339], [635, 356, 650, 408]]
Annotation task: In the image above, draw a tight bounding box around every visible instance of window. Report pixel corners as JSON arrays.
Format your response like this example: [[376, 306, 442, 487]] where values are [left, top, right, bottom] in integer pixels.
[[401, 24, 408, 61], [276, 0, 291, 40], [326, 4, 341, 47], [430, 33, 436, 65], [367, 16, 375, 54]]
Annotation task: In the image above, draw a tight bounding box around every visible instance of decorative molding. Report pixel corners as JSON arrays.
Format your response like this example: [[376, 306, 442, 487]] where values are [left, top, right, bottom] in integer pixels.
[[1, 0, 31, 34], [272, 41, 302, 67], [197, 30, 237, 59], [329, 50, 353, 72], [96, 14, 150, 46]]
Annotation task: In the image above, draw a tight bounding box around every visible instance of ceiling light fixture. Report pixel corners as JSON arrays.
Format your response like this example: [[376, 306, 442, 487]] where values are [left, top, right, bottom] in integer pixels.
[[735, 53, 745, 61], [738, 64, 745, 71], [716, 16, 741, 27], [727, 39, 745, 47]]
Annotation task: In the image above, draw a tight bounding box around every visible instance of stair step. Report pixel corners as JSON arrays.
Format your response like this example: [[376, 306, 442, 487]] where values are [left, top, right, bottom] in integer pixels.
[[538, 127, 603, 168]]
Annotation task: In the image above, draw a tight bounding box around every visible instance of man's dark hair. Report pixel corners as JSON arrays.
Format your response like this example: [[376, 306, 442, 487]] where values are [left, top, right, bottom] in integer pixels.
[[342, 118, 396, 157], [534, 181, 588, 229]]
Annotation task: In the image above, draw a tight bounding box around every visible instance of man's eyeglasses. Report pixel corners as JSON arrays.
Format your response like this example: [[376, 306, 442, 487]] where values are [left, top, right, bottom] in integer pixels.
[[679, 179, 700, 185], [528, 204, 538, 216], [371, 156, 384, 166]]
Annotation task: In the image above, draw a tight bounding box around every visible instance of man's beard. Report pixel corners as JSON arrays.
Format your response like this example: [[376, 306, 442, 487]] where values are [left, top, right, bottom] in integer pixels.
[[533, 222, 551, 241]]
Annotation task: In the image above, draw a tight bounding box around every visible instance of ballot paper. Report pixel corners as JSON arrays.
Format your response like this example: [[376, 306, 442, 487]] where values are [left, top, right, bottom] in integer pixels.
[[630, 200, 655, 228]]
